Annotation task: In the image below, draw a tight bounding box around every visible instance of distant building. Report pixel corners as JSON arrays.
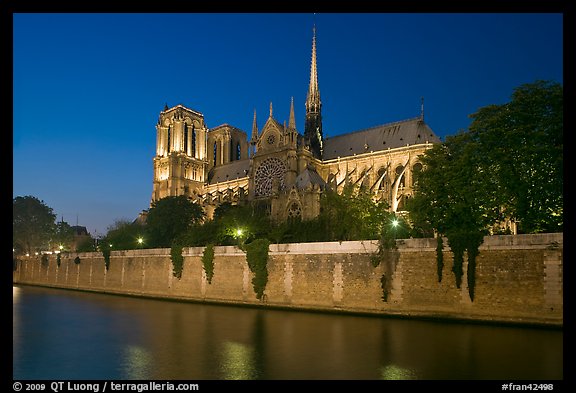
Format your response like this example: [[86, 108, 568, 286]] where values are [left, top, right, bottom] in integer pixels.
[[71, 225, 92, 251], [151, 26, 441, 221]]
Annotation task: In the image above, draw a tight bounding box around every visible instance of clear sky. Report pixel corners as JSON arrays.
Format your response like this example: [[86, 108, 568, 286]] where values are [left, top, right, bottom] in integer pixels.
[[12, 13, 563, 237]]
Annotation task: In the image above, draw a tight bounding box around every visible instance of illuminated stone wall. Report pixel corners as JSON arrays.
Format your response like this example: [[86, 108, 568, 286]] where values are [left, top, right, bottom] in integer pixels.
[[13, 233, 563, 326]]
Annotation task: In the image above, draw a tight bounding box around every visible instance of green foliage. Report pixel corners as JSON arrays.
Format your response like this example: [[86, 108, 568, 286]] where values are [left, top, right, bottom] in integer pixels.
[[53, 221, 75, 251], [146, 196, 205, 248], [41, 254, 49, 268], [318, 183, 390, 241], [202, 244, 215, 284], [380, 274, 388, 302], [468, 80, 563, 234], [436, 236, 444, 283], [13, 195, 57, 255], [171, 242, 184, 279], [101, 219, 145, 251], [245, 239, 270, 300], [74, 256, 81, 265], [101, 245, 111, 271], [75, 236, 96, 252]]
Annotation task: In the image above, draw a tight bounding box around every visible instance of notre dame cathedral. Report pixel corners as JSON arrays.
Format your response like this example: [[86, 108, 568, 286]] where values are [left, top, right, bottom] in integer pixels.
[[151, 26, 441, 221]]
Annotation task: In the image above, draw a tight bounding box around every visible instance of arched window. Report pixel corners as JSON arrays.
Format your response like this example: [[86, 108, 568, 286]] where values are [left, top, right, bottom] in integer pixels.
[[183, 124, 189, 154], [167, 126, 171, 153], [213, 142, 218, 167], [191, 125, 196, 158]]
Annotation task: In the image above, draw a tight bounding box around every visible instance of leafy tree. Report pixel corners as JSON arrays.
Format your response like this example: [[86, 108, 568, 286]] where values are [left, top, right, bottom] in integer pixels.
[[146, 196, 205, 248], [53, 220, 75, 251], [13, 196, 56, 255], [406, 80, 562, 300], [101, 219, 145, 251], [317, 183, 392, 241], [75, 236, 97, 252], [468, 80, 563, 233]]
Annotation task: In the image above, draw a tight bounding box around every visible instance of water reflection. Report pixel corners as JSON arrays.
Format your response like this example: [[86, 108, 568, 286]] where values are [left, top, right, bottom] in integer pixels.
[[220, 342, 256, 380], [13, 286, 563, 380]]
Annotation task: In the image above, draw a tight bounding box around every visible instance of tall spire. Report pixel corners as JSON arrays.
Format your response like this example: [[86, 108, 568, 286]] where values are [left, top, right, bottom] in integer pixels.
[[306, 25, 321, 111], [289, 97, 296, 129], [305, 24, 323, 159], [251, 109, 258, 143]]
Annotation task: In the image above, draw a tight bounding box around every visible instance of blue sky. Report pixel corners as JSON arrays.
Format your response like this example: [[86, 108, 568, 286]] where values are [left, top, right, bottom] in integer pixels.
[[13, 13, 563, 236]]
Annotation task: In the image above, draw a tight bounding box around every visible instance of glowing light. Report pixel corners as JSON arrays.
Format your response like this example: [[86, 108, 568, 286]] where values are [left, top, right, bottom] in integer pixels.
[[59, 245, 64, 250], [380, 364, 417, 380], [137, 237, 143, 245], [220, 341, 256, 380], [392, 219, 399, 227], [235, 229, 243, 237], [109, 244, 113, 248]]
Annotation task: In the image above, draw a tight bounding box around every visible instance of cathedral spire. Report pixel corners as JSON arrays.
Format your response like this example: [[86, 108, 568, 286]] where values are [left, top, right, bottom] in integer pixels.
[[305, 24, 323, 159], [289, 96, 296, 129], [306, 25, 321, 111], [251, 109, 258, 142]]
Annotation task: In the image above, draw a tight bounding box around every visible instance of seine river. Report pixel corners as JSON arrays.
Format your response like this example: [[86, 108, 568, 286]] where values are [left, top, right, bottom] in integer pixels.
[[13, 285, 562, 380]]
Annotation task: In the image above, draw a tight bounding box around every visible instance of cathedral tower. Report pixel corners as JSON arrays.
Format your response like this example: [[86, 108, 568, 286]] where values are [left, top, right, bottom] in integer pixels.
[[304, 25, 324, 159]]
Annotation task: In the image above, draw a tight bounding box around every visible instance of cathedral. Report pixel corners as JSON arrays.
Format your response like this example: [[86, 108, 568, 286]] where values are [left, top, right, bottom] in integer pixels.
[[151, 27, 441, 221]]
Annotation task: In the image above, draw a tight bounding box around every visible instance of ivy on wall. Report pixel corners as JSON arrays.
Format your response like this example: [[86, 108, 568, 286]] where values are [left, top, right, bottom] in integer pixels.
[[102, 247, 111, 271], [74, 256, 81, 265], [56, 253, 61, 267], [436, 236, 444, 282], [446, 232, 484, 301], [202, 244, 215, 284], [41, 254, 49, 268], [171, 243, 184, 279], [245, 238, 270, 300], [371, 231, 399, 302]]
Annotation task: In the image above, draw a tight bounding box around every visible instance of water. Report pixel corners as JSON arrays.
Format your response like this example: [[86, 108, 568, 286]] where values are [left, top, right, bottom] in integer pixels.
[[13, 285, 563, 380]]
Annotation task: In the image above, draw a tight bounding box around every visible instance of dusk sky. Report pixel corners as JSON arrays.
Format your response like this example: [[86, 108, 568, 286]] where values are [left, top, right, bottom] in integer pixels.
[[12, 13, 563, 237]]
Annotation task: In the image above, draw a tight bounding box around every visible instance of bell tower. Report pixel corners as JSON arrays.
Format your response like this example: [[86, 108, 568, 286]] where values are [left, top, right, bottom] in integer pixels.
[[152, 104, 208, 203]]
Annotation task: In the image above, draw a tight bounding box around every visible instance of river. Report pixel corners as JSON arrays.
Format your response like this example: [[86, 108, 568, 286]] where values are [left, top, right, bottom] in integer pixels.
[[12, 285, 562, 380]]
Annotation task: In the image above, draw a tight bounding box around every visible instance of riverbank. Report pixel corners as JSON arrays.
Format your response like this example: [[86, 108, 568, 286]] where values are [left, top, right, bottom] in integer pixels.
[[13, 233, 563, 328]]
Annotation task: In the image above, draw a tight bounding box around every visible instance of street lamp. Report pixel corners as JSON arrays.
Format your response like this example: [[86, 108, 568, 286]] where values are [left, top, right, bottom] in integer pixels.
[[137, 237, 144, 247]]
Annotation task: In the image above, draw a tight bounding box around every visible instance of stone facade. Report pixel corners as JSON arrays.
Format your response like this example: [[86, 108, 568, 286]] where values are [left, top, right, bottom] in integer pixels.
[[150, 27, 441, 221], [13, 233, 563, 327]]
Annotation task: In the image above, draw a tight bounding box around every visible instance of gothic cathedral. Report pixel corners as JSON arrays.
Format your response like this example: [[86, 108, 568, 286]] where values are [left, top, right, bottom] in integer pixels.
[[151, 27, 441, 221]]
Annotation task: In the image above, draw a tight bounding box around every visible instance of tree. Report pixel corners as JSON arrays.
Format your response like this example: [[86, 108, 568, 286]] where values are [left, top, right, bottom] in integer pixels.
[[146, 196, 205, 247], [318, 183, 392, 241], [53, 220, 75, 251], [101, 219, 145, 251], [13, 196, 56, 255], [406, 80, 563, 300], [468, 80, 563, 233]]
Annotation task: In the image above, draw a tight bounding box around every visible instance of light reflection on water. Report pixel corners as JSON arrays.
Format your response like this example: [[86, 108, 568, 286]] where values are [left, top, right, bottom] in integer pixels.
[[12, 285, 563, 380]]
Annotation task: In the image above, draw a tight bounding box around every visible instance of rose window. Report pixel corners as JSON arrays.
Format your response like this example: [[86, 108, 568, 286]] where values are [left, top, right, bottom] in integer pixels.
[[254, 157, 287, 197]]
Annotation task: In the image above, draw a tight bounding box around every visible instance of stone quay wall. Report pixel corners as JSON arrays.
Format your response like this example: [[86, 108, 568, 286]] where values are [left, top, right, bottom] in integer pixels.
[[13, 233, 563, 327]]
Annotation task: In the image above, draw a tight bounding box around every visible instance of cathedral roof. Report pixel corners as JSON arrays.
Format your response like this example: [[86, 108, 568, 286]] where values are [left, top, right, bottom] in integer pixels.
[[322, 117, 441, 160], [207, 160, 250, 184], [296, 165, 326, 190]]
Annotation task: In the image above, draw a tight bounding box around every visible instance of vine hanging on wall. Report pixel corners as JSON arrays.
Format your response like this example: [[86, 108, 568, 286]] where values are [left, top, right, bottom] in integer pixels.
[[74, 256, 81, 265], [57, 253, 61, 267], [202, 244, 215, 284], [370, 230, 399, 302], [245, 238, 270, 300], [171, 243, 184, 279], [436, 236, 444, 282], [446, 231, 484, 302], [102, 247, 111, 271]]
